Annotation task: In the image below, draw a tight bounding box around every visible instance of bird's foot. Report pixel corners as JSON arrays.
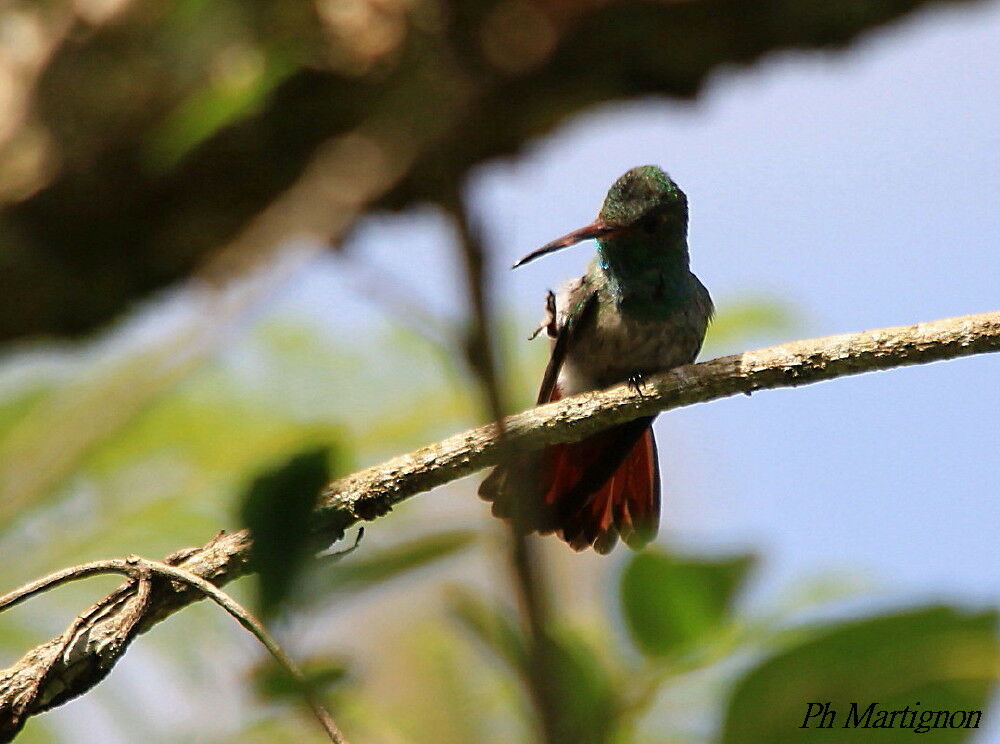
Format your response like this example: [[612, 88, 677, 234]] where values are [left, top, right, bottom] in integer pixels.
[[529, 290, 558, 340], [626, 372, 649, 397]]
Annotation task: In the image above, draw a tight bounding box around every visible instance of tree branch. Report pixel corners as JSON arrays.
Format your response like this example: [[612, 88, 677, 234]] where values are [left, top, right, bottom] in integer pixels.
[[2, 310, 998, 737], [0, 556, 349, 743]]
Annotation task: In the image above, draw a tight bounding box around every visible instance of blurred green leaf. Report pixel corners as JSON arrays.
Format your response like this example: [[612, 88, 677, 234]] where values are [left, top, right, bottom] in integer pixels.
[[452, 590, 620, 744], [620, 548, 754, 658], [721, 606, 999, 744], [703, 297, 797, 353], [545, 626, 621, 744], [300, 530, 477, 601], [146, 49, 296, 171], [0, 386, 52, 437], [449, 589, 529, 674], [240, 446, 333, 618], [252, 655, 349, 701]]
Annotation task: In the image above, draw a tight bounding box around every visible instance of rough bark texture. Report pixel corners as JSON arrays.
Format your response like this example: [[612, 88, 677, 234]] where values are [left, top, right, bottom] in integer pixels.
[[1, 310, 998, 738]]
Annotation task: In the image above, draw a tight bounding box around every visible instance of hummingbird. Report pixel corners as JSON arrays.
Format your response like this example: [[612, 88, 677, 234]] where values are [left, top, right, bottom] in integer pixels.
[[479, 165, 713, 554]]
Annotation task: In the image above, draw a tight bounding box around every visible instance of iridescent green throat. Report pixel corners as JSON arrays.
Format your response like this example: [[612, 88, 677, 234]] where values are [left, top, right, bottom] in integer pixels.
[[595, 231, 692, 321]]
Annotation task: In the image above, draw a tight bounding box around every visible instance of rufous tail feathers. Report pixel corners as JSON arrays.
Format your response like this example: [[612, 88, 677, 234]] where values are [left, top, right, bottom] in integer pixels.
[[479, 386, 659, 554]]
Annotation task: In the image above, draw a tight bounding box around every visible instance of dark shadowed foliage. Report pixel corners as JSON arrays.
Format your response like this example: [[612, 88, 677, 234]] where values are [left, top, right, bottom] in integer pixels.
[[0, 0, 985, 341]]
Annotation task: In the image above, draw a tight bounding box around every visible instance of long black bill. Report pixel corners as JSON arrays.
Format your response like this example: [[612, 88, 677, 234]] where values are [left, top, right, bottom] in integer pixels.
[[512, 221, 618, 269]]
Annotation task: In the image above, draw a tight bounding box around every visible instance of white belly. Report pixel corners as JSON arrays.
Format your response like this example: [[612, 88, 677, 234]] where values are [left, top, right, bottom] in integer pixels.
[[552, 275, 712, 395]]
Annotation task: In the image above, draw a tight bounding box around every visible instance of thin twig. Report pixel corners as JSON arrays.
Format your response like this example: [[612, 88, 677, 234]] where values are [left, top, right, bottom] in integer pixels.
[[0, 556, 349, 744], [450, 196, 565, 744], [137, 559, 349, 744], [0, 561, 138, 613], [1, 310, 999, 735]]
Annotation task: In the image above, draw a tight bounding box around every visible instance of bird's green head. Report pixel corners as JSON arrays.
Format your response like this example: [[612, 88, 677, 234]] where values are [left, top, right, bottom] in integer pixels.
[[598, 165, 687, 231], [512, 165, 688, 268]]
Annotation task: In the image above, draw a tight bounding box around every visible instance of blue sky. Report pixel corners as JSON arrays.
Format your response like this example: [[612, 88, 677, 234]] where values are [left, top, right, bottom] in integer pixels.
[[299, 0, 1000, 732], [254, 1, 1000, 738], [4, 4, 996, 741], [328, 0, 999, 593]]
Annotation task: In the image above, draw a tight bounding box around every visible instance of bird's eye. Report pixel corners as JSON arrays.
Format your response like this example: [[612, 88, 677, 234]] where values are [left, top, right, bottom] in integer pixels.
[[639, 214, 659, 234]]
